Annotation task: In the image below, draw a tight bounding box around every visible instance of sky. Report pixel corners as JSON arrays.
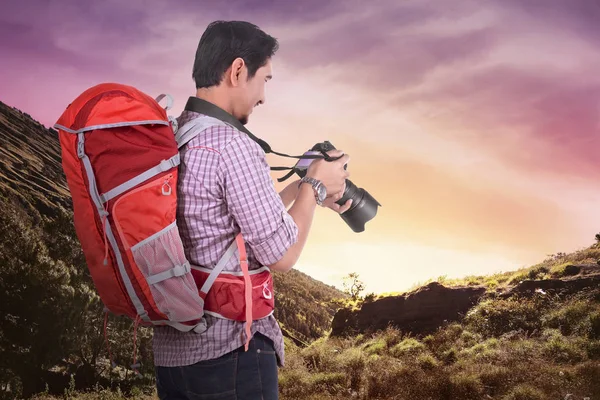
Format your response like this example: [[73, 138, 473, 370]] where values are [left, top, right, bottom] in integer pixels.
[[2, 0, 600, 294]]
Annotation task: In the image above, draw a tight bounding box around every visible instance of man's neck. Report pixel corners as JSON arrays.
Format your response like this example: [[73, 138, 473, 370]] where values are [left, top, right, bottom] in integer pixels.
[[194, 88, 232, 115]]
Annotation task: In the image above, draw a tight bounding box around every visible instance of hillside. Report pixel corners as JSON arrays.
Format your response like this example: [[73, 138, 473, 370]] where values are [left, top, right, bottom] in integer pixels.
[[0, 101, 347, 398], [3, 100, 598, 400], [273, 267, 346, 345], [0, 102, 71, 219], [331, 252, 600, 338], [19, 248, 600, 400], [277, 252, 600, 399]]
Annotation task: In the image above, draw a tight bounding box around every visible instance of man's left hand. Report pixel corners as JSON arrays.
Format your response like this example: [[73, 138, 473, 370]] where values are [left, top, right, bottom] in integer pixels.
[[322, 191, 352, 214]]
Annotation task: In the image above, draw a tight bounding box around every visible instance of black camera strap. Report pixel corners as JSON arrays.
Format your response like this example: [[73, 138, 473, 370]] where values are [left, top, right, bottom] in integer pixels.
[[183, 96, 337, 182]]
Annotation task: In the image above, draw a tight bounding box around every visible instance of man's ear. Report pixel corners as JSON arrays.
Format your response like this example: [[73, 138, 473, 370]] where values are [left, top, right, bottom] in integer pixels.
[[229, 57, 246, 87]]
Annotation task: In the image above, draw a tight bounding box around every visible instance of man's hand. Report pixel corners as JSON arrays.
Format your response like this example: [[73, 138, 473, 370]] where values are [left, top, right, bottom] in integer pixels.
[[321, 189, 352, 214], [306, 150, 350, 197]]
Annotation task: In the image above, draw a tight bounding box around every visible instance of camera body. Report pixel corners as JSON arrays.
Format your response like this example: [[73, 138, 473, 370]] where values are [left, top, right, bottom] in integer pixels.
[[293, 141, 337, 172], [293, 141, 381, 233]]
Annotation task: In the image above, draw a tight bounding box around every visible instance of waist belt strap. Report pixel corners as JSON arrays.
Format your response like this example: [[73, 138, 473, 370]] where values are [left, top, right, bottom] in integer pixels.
[[199, 239, 238, 298], [236, 234, 253, 351]]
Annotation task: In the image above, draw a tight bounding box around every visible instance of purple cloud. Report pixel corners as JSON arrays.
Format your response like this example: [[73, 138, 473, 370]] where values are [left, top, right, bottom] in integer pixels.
[[2, 0, 599, 152], [0, 1, 165, 79], [394, 63, 600, 179], [501, 0, 600, 45]]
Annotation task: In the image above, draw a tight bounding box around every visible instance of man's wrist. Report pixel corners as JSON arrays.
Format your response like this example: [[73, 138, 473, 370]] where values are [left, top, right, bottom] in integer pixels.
[[299, 176, 326, 205], [298, 182, 318, 204]]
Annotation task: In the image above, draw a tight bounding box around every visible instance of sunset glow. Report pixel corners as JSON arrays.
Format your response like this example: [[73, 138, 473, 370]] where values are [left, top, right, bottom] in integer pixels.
[[3, 0, 600, 293]]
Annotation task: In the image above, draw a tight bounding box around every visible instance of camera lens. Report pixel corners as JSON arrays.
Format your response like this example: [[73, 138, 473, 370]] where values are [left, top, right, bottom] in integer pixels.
[[305, 141, 381, 232], [335, 179, 381, 233]]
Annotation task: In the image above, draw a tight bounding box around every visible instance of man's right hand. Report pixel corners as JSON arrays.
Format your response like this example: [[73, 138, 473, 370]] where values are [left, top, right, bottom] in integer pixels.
[[305, 150, 350, 196], [269, 150, 350, 273]]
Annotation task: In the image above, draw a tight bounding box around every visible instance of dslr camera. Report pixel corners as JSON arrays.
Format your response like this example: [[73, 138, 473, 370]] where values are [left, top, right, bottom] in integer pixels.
[[293, 141, 381, 233]]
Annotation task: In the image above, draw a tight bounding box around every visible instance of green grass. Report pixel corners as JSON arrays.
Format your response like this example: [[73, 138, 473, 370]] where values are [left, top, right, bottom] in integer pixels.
[[25, 287, 600, 400], [375, 245, 600, 301], [275, 286, 600, 399]]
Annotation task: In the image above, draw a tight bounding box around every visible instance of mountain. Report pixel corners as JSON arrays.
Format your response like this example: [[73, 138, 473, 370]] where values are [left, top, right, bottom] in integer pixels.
[[0, 102, 71, 219], [0, 101, 347, 398]]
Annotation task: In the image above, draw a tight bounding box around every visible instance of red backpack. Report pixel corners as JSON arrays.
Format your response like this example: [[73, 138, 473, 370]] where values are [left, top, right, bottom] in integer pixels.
[[54, 83, 274, 371]]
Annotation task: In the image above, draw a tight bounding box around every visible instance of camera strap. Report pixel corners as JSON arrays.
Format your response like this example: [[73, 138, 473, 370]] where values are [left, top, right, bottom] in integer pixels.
[[183, 96, 338, 182]]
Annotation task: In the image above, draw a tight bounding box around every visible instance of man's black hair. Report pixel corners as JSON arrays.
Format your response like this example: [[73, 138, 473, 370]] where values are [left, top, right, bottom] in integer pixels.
[[193, 20, 279, 89]]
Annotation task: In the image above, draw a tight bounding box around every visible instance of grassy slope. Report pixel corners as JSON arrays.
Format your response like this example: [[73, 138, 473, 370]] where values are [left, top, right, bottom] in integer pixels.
[[29, 246, 600, 400], [278, 246, 600, 400], [377, 247, 600, 298]]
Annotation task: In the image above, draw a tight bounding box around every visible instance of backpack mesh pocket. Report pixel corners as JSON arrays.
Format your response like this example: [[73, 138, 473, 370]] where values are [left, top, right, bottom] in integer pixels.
[[131, 223, 204, 322], [112, 173, 204, 322]]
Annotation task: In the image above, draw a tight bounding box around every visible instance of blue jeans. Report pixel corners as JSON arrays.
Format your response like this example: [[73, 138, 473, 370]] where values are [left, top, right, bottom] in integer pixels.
[[155, 332, 279, 399]]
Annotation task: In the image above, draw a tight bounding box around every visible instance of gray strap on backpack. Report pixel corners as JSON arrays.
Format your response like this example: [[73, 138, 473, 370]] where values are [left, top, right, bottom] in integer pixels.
[[175, 115, 228, 149]]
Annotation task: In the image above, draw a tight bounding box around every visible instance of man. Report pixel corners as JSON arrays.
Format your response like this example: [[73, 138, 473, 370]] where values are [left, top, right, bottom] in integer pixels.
[[153, 20, 351, 399]]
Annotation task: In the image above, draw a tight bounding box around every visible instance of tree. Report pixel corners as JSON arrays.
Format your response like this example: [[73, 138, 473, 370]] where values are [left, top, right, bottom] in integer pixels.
[[0, 202, 80, 397], [342, 273, 365, 301], [0, 201, 108, 397]]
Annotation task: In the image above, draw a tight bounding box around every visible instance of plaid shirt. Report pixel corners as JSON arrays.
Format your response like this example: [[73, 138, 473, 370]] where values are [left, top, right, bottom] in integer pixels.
[[152, 109, 298, 368]]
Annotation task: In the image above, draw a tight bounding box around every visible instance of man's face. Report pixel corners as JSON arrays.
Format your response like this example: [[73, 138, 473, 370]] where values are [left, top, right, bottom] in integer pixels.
[[233, 58, 273, 125]]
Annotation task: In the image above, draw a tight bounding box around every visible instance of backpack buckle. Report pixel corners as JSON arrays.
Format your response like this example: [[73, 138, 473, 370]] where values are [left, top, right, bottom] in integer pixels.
[[162, 181, 172, 196], [77, 134, 85, 159]]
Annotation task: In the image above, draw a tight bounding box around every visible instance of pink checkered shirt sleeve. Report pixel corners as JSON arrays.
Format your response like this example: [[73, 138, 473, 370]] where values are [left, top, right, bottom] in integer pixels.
[[217, 134, 298, 266], [151, 111, 298, 368]]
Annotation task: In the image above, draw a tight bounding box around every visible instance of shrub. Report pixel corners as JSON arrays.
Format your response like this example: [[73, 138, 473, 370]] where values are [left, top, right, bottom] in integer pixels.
[[542, 332, 587, 364], [380, 326, 402, 348], [448, 372, 485, 400], [390, 338, 425, 358], [574, 361, 600, 398], [362, 338, 387, 356], [301, 338, 339, 372], [460, 338, 501, 362], [486, 279, 500, 289], [417, 353, 439, 370], [441, 347, 458, 365], [362, 356, 407, 399], [587, 340, 600, 359], [335, 347, 365, 391], [527, 266, 549, 280], [508, 272, 528, 285], [589, 311, 600, 339], [459, 330, 483, 347], [309, 372, 346, 395], [477, 365, 512, 396], [502, 384, 545, 400], [422, 323, 463, 354], [465, 297, 549, 337], [543, 300, 594, 336], [278, 351, 313, 399], [506, 336, 539, 361]]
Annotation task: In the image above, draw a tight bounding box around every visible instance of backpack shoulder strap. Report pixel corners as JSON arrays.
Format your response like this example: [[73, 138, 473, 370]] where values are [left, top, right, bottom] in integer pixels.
[[175, 115, 228, 149]]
